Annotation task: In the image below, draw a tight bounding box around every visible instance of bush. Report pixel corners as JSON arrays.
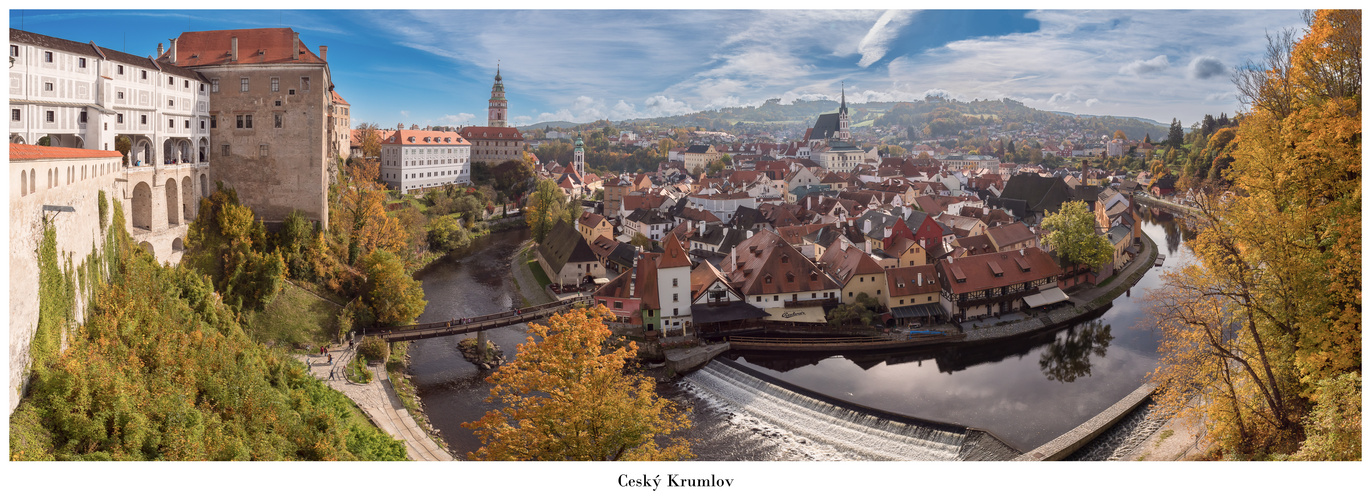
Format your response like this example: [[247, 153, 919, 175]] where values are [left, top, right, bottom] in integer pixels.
[[358, 336, 389, 364]]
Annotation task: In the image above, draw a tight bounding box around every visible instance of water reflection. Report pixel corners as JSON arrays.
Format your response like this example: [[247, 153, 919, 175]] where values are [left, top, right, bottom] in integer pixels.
[[1038, 320, 1113, 383]]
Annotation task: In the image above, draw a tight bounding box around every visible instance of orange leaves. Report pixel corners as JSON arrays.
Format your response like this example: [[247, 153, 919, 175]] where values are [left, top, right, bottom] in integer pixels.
[[465, 306, 693, 461]]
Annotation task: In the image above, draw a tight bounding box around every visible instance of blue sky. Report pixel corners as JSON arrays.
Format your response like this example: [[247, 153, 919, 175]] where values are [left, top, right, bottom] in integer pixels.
[[11, 8, 1305, 129]]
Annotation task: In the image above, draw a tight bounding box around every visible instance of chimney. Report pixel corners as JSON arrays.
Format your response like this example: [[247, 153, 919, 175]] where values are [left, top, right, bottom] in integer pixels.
[[731, 247, 737, 269], [918, 273, 923, 286], [1020, 248, 1025, 256], [698, 222, 706, 237], [168, 38, 178, 64], [157, 43, 164, 57], [292, 33, 300, 60], [231, 37, 238, 61], [320, 45, 328, 62]]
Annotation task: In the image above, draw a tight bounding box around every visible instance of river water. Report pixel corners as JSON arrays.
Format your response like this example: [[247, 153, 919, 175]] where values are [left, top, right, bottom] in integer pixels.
[[408, 210, 1196, 460]]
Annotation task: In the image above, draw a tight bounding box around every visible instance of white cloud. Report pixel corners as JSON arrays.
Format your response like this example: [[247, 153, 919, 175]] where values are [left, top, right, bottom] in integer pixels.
[[1188, 56, 1227, 79], [856, 10, 917, 68], [1119, 55, 1170, 76]]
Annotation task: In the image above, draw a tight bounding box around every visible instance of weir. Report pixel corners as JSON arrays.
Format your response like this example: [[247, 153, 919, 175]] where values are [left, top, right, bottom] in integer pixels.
[[681, 359, 1020, 461]]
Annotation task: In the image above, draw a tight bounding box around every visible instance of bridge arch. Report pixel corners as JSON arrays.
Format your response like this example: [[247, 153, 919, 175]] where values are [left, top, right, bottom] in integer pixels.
[[181, 176, 194, 221], [165, 178, 180, 226], [132, 181, 153, 230], [138, 241, 155, 258]]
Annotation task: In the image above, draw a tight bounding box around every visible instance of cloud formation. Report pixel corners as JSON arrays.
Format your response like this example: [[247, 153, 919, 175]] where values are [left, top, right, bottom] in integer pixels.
[[856, 10, 917, 68], [1119, 55, 1171, 76], [1188, 56, 1227, 79]]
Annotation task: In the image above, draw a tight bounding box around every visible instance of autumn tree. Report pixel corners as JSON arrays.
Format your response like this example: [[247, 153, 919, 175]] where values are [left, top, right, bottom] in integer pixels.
[[1151, 9, 1360, 459], [1041, 200, 1113, 274], [362, 248, 426, 326], [184, 186, 287, 313], [464, 306, 693, 461], [524, 178, 578, 243]]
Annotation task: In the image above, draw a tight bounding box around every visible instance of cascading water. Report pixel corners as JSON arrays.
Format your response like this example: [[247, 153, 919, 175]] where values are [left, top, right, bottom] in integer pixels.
[[680, 359, 1018, 461]]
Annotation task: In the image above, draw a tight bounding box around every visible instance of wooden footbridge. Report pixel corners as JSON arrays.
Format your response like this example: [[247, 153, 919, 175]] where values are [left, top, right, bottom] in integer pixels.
[[360, 295, 595, 343]]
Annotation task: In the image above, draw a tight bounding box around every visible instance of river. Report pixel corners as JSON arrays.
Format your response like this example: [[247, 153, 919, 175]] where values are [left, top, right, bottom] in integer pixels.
[[408, 210, 1197, 460]]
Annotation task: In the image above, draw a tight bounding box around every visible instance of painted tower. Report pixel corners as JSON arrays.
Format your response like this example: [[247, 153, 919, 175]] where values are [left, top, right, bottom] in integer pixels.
[[488, 66, 508, 128], [573, 136, 586, 178], [837, 84, 851, 142]]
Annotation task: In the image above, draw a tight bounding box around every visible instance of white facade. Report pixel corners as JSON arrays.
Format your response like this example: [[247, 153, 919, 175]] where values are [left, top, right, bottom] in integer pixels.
[[378, 130, 472, 193], [10, 32, 212, 167]]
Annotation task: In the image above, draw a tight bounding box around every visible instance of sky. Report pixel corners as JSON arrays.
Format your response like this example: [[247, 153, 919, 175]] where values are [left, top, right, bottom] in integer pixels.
[[10, 7, 1307, 130]]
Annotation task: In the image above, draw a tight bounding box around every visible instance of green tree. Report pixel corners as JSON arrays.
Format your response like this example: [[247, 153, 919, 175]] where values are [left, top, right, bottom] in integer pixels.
[[1041, 201, 1113, 273], [464, 306, 692, 460], [524, 178, 578, 243], [363, 249, 426, 326], [1167, 118, 1185, 149]]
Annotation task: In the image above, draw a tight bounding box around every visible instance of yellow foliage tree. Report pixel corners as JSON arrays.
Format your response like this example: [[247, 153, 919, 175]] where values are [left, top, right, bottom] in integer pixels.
[[464, 306, 693, 461], [1151, 9, 1360, 458]]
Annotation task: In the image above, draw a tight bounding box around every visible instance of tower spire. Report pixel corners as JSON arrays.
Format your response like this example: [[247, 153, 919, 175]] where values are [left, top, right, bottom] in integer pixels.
[[840, 81, 846, 111]]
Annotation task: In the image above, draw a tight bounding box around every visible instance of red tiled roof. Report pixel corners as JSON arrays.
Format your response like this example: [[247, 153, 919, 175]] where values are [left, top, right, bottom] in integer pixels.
[[819, 239, 885, 285], [10, 144, 123, 161], [162, 28, 326, 67], [383, 130, 469, 146], [460, 126, 524, 140], [721, 230, 839, 296], [938, 247, 1060, 295], [986, 222, 1036, 249], [886, 264, 940, 298], [657, 233, 692, 269], [331, 90, 349, 105]]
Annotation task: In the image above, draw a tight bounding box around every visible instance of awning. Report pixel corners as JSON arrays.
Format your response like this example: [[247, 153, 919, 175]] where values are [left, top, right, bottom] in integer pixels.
[[1023, 287, 1070, 308], [890, 303, 946, 319], [763, 306, 828, 324], [691, 302, 770, 323], [592, 277, 611, 285]]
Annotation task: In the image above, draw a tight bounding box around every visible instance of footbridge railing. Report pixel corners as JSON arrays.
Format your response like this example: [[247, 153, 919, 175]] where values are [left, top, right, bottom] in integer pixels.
[[360, 295, 595, 343]]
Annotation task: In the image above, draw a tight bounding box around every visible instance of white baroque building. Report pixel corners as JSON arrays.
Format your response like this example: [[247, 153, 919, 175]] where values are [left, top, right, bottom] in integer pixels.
[[10, 29, 212, 265], [378, 129, 473, 193]]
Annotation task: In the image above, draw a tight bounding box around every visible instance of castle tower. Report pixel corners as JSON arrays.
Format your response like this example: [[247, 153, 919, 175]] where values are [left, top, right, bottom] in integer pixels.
[[488, 65, 508, 128], [837, 83, 851, 142], [573, 136, 586, 178]]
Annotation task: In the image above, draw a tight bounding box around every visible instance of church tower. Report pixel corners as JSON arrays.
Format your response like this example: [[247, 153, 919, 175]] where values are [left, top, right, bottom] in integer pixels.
[[837, 83, 851, 142], [573, 136, 586, 178], [488, 66, 508, 128]]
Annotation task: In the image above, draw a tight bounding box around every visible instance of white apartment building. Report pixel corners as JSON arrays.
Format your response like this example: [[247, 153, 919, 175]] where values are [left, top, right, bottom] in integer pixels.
[[10, 29, 212, 167], [378, 129, 472, 193]]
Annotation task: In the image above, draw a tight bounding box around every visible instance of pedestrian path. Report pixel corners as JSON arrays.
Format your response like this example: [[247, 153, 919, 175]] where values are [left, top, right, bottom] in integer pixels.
[[298, 345, 454, 461]]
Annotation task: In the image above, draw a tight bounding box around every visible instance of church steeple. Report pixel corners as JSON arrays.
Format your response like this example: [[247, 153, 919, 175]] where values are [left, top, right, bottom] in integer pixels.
[[837, 82, 851, 142], [573, 135, 586, 178], [488, 63, 508, 128]]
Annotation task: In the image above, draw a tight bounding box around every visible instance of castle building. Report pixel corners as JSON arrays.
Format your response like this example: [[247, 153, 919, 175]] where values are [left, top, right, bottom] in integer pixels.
[[158, 28, 336, 228], [331, 90, 351, 159], [378, 129, 472, 194], [461, 68, 525, 165], [9, 28, 210, 263]]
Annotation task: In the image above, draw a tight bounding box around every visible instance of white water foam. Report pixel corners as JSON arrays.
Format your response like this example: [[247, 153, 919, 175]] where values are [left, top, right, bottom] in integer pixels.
[[680, 362, 967, 461]]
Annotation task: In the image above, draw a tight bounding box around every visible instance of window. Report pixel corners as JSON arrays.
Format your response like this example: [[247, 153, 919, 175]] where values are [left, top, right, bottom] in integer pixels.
[[10, 109, 18, 121], [79, 111, 87, 123], [117, 113, 124, 124], [168, 119, 175, 129], [237, 114, 252, 129], [222, 145, 230, 156], [168, 99, 175, 108], [200, 120, 205, 130], [672, 278, 678, 287], [8, 45, 16, 57], [141, 70, 147, 80], [288, 89, 295, 95], [45, 111, 54, 122], [240, 78, 249, 92], [78, 57, 86, 68], [259, 145, 269, 157], [672, 293, 679, 302], [274, 114, 283, 128], [117, 65, 124, 75], [184, 120, 190, 129], [44, 82, 53, 92], [184, 80, 190, 89], [210, 116, 216, 128], [301, 77, 310, 91], [117, 91, 124, 100], [199, 83, 205, 92], [271, 77, 279, 92], [274, 100, 281, 107], [211, 78, 219, 93], [168, 76, 174, 85], [44, 51, 53, 63], [140, 115, 147, 125]]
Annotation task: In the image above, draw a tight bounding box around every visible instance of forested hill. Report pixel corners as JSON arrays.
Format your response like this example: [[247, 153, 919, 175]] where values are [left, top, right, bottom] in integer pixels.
[[620, 96, 1169, 143]]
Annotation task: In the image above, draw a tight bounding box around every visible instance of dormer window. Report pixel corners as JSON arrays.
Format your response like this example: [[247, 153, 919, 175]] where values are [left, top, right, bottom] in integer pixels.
[[408, 137, 415, 143], [780, 254, 789, 264], [786, 273, 795, 283]]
